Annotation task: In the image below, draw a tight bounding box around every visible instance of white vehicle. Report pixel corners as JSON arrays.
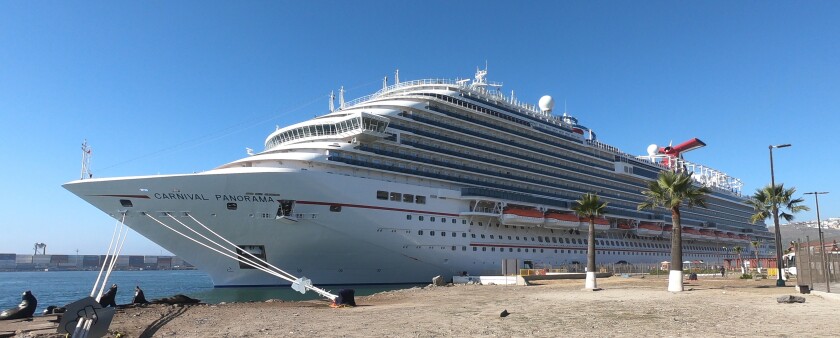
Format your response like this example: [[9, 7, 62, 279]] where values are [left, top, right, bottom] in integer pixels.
[[783, 252, 796, 276]]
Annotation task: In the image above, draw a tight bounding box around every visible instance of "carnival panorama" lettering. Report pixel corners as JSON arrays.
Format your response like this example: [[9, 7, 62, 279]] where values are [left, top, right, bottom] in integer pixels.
[[153, 193, 275, 203]]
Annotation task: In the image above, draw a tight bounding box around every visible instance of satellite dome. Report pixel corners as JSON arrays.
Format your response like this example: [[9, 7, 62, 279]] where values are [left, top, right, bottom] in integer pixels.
[[538, 95, 555, 113], [647, 144, 659, 157]]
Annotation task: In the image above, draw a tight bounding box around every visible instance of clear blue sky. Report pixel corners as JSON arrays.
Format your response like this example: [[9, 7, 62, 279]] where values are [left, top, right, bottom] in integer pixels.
[[1, 1, 838, 255]]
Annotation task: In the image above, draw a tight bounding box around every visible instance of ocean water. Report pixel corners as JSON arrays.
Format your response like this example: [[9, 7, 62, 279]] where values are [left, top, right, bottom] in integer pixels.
[[0, 270, 419, 315]]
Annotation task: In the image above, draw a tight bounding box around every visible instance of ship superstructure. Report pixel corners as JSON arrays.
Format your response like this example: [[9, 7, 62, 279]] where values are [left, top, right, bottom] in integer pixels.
[[64, 68, 774, 286]]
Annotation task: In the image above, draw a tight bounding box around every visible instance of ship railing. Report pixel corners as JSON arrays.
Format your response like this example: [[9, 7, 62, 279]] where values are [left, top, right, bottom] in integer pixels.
[[342, 78, 553, 121], [634, 155, 743, 196]]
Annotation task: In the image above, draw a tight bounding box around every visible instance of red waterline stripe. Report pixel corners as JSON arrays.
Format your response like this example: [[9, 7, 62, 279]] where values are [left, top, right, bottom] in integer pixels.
[[296, 200, 460, 217]]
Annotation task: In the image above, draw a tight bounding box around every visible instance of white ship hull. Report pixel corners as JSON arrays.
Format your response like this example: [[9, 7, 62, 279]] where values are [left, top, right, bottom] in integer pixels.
[[65, 168, 724, 286]]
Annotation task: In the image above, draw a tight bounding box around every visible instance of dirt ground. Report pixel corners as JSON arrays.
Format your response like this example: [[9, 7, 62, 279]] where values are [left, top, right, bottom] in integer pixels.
[[3, 276, 837, 337]]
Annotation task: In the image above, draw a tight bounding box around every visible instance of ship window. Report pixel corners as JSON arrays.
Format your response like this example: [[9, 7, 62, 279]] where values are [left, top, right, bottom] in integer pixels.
[[227, 203, 237, 210], [419, 216, 424, 221], [508, 236, 512, 240], [452, 219, 457, 224], [462, 246, 466, 251], [516, 236, 520, 240], [462, 220, 466, 224], [490, 235, 494, 239], [452, 246, 456, 251], [482, 247, 486, 251], [441, 232, 446, 237], [415, 196, 426, 204], [481, 234, 485, 239], [430, 217, 436, 222], [403, 194, 414, 202], [329, 205, 342, 212], [418, 230, 423, 235], [119, 199, 133, 207], [462, 233, 466, 237], [441, 218, 446, 223], [473, 247, 477, 251], [406, 215, 412, 220], [509, 248, 513, 252], [478, 222, 483, 226], [376, 191, 388, 200], [491, 247, 495, 252], [430, 231, 435, 236], [471, 234, 476, 238], [538, 236, 543, 242], [390, 192, 401, 201], [452, 232, 456, 237], [517, 248, 521, 252]]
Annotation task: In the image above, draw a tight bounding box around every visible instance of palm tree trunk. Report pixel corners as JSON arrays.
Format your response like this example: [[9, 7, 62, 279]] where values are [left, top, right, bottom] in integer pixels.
[[586, 218, 597, 289], [669, 208, 684, 292]]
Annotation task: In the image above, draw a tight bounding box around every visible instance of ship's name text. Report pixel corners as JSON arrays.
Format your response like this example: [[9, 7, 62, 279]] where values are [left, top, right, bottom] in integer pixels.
[[153, 193, 275, 202]]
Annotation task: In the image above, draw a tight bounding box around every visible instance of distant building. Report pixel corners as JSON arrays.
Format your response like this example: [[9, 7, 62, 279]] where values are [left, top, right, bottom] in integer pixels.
[[0, 253, 193, 271]]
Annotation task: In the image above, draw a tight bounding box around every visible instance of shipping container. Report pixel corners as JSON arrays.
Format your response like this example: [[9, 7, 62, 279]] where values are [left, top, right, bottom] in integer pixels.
[[16, 255, 33, 264], [51, 255, 69, 264], [129, 256, 144, 268]]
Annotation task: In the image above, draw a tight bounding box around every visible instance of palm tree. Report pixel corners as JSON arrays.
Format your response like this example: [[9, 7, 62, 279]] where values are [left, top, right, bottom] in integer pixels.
[[747, 184, 808, 278], [747, 184, 809, 225], [572, 193, 608, 290], [751, 240, 761, 273], [638, 170, 710, 292], [733, 246, 744, 274]]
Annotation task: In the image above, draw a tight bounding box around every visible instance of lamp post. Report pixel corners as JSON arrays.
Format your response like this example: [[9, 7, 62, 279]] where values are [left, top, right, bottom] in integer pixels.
[[769, 143, 791, 287], [804, 191, 830, 293]]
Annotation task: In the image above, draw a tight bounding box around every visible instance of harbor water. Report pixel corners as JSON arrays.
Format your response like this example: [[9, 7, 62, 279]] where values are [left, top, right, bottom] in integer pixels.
[[0, 270, 419, 315]]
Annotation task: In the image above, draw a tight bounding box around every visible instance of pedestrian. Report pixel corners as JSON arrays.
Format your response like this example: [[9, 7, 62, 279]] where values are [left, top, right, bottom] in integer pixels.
[[719, 266, 726, 277]]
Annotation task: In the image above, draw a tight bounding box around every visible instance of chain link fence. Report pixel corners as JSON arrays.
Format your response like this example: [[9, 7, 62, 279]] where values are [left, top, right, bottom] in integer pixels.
[[793, 236, 840, 293]]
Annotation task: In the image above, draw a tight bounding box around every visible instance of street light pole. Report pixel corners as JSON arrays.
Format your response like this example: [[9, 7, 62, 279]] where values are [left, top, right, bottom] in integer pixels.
[[769, 143, 791, 287], [805, 191, 830, 293]]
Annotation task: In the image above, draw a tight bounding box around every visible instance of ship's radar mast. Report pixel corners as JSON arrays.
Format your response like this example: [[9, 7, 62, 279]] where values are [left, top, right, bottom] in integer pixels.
[[80, 139, 92, 180]]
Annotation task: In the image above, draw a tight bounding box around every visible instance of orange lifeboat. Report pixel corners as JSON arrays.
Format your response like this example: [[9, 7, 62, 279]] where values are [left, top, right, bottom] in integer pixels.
[[682, 227, 702, 240], [501, 207, 544, 227], [543, 212, 581, 229], [636, 222, 663, 237]]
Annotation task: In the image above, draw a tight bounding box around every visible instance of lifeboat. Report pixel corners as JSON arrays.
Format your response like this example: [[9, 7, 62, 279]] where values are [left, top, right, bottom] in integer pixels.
[[699, 229, 716, 240], [579, 217, 610, 231], [500, 207, 544, 227], [636, 222, 663, 237], [725, 232, 739, 243], [616, 220, 634, 230], [543, 212, 581, 229], [682, 227, 703, 240]]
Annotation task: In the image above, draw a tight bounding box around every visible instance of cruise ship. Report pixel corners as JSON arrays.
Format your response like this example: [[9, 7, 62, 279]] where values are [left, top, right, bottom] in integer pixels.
[[64, 68, 775, 286]]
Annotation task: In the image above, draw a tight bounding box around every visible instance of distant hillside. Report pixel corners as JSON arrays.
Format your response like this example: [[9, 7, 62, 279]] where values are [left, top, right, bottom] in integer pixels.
[[774, 222, 840, 245]]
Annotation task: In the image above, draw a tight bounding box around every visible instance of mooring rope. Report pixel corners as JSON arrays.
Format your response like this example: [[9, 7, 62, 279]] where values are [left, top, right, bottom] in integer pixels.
[[89, 214, 124, 297], [184, 214, 302, 282], [74, 213, 128, 338], [144, 212, 337, 300]]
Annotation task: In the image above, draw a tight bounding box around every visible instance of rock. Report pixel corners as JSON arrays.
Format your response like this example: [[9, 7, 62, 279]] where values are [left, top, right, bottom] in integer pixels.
[[777, 295, 806, 303], [500, 309, 510, 317], [432, 275, 446, 287]]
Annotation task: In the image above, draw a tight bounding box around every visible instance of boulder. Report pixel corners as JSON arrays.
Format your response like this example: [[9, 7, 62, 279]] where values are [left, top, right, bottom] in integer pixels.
[[776, 295, 806, 303], [432, 275, 446, 286]]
